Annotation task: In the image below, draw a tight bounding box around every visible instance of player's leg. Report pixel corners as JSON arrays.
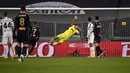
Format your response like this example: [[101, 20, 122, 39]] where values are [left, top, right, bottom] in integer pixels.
[[50, 36, 59, 43], [17, 42, 21, 58], [49, 33, 64, 45], [50, 37, 59, 45], [88, 42, 92, 57], [88, 43, 95, 58], [95, 37, 104, 57], [52, 33, 66, 45], [95, 43, 103, 57], [28, 45, 34, 57], [18, 42, 28, 62], [22, 42, 28, 56], [91, 45, 95, 58], [88, 35, 95, 58], [96, 45, 104, 57], [18, 32, 29, 62], [50, 37, 61, 45], [2, 37, 9, 59], [52, 39, 64, 45], [16, 35, 22, 59], [21, 32, 29, 57], [9, 36, 15, 58], [3, 44, 9, 59], [95, 43, 100, 56], [28, 37, 36, 57], [16, 33, 24, 61]]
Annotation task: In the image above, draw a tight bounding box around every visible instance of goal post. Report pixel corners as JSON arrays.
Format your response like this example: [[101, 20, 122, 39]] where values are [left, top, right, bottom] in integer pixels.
[[1, 7, 130, 10]]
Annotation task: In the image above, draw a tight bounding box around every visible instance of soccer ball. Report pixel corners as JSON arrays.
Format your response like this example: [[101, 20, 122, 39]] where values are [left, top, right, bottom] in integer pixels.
[[122, 22, 126, 26], [18, 58, 22, 62], [18, 58, 24, 62]]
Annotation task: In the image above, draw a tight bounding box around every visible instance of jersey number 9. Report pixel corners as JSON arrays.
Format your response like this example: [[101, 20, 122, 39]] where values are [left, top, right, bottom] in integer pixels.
[[20, 18, 25, 26]]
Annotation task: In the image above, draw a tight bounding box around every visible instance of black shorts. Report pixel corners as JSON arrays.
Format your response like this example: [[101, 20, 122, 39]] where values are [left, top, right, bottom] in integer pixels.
[[28, 36, 37, 47], [94, 36, 101, 43], [17, 31, 29, 44]]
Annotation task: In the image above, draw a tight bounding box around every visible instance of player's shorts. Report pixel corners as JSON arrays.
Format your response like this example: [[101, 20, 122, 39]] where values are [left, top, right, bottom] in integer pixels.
[[57, 33, 68, 43], [28, 36, 36, 47], [88, 34, 94, 44], [94, 36, 101, 43], [17, 31, 29, 44], [2, 36, 13, 44]]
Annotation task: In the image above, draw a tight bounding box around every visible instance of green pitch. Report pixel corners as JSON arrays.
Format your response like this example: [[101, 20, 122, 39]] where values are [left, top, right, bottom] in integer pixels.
[[0, 57, 130, 73]]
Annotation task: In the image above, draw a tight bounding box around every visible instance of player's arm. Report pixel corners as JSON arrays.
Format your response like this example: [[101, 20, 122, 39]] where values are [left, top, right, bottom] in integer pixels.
[[97, 23, 102, 37], [36, 28, 40, 41], [13, 16, 18, 38], [75, 26, 81, 34], [14, 16, 18, 32], [71, 22, 75, 25], [71, 22, 75, 26], [76, 30, 80, 34], [0, 20, 2, 32], [0, 19, 2, 26], [11, 19, 15, 29], [71, 16, 78, 25], [27, 15, 32, 34]]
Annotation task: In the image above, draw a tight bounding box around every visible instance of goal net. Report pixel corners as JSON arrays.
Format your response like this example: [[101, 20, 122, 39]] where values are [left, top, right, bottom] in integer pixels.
[[0, 8, 130, 42]]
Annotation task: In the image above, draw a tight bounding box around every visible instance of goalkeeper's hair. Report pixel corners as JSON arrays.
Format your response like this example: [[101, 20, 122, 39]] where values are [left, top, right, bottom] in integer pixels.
[[74, 24, 80, 27], [74, 23, 78, 26], [20, 5, 26, 11]]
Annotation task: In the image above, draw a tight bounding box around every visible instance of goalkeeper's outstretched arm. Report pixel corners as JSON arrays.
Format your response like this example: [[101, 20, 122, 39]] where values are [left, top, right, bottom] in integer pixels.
[[71, 16, 78, 25]]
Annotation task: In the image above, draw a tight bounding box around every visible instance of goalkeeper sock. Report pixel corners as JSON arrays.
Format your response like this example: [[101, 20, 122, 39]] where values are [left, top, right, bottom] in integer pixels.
[[50, 37, 57, 42], [53, 42, 58, 45]]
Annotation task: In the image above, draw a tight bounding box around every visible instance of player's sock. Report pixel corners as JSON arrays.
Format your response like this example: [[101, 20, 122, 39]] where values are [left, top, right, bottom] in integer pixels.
[[53, 42, 58, 45], [50, 37, 56, 42], [90, 47, 95, 57], [91, 46, 95, 57], [28, 47, 34, 56], [50, 37, 59, 43], [96, 46, 102, 56], [98, 46, 103, 54], [96, 46, 100, 56], [10, 44, 15, 57], [22, 47, 27, 56], [4, 45, 9, 58], [17, 46, 21, 58]]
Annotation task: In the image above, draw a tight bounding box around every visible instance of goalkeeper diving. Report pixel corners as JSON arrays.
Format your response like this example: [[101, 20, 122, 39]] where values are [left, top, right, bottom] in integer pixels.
[[49, 16, 81, 45]]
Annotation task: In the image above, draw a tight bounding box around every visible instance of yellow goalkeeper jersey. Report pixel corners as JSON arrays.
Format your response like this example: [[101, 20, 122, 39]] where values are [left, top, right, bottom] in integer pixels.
[[63, 25, 79, 39], [56, 25, 80, 43]]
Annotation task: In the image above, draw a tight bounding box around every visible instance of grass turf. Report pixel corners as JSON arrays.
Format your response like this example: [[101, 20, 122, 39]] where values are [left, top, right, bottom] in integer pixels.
[[0, 57, 130, 73]]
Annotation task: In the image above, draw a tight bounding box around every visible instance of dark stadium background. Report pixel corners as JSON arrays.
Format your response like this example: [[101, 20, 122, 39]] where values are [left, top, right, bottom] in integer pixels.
[[0, 0, 130, 7], [0, 0, 130, 42]]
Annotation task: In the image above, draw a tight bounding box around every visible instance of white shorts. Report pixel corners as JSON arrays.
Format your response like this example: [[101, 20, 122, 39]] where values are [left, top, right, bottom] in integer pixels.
[[88, 34, 94, 44], [2, 37, 13, 44], [2, 31, 13, 44]]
